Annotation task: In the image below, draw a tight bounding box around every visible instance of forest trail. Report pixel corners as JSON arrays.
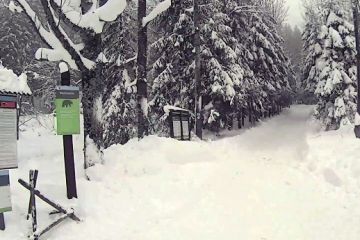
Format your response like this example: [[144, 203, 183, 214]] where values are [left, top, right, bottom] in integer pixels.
[[212, 105, 313, 162], [2, 105, 360, 240]]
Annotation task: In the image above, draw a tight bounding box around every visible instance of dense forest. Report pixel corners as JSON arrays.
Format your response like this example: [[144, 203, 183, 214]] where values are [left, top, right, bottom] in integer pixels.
[[2, 0, 360, 164]]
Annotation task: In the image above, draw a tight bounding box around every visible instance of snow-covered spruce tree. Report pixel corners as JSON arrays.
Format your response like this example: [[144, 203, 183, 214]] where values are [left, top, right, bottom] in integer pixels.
[[230, 2, 261, 122], [0, 0, 40, 75], [102, 5, 138, 148], [150, 0, 293, 135], [1, 1, 62, 114], [150, 0, 260, 134], [232, 0, 293, 118], [281, 24, 303, 91], [301, 2, 323, 99], [200, 1, 244, 121], [149, 0, 195, 134], [310, 3, 357, 129]]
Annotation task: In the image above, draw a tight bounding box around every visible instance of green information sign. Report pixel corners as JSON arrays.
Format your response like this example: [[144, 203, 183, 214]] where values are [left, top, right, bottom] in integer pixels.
[[55, 86, 80, 135]]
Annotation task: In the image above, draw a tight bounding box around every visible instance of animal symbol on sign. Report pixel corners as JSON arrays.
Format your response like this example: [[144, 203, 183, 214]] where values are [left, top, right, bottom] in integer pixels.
[[62, 100, 73, 108]]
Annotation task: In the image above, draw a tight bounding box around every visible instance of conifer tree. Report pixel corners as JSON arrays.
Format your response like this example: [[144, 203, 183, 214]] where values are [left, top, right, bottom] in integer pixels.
[[311, 4, 357, 129], [233, 0, 293, 117], [302, 3, 323, 95], [149, 0, 293, 135], [149, 0, 195, 133], [102, 4, 138, 147]]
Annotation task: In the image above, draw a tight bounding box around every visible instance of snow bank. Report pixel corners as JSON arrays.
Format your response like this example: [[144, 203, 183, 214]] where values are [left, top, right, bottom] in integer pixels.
[[0, 67, 31, 95], [2, 106, 360, 240]]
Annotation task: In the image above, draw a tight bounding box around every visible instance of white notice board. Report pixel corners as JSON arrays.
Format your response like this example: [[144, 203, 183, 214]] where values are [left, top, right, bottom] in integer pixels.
[[0, 108, 17, 170], [0, 170, 11, 213], [173, 120, 181, 138]]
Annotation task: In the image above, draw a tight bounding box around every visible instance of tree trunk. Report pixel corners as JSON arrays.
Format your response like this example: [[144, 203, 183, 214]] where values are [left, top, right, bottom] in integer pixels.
[[17, 95, 22, 140], [353, 0, 360, 138], [194, 0, 203, 139], [80, 27, 104, 169], [137, 0, 149, 139], [237, 110, 242, 129], [248, 101, 252, 125], [82, 69, 103, 169]]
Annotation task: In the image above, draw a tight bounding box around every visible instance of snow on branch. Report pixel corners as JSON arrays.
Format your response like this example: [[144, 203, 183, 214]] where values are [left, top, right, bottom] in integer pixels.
[[8, 1, 23, 13], [52, 0, 127, 33], [13, 0, 95, 71], [13, 0, 78, 69], [142, 0, 171, 27]]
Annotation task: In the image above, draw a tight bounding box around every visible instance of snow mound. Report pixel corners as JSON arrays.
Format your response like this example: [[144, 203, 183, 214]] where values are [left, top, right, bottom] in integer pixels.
[[2, 106, 360, 240], [0, 67, 31, 95]]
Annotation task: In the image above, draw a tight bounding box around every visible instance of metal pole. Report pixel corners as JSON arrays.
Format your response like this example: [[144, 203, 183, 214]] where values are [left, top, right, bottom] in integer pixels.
[[194, 0, 203, 139], [59, 63, 78, 199]]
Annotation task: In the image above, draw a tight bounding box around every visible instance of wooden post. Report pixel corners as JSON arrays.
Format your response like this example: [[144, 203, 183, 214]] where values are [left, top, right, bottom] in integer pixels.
[[353, 0, 360, 138], [18, 174, 81, 240], [237, 111, 242, 129], [242, 108, 245, 126], [137, 0, 149, 139], [194, 0, 203, 139], [18, 179, 80, 221], [0, 213, 5, 231], [16, 95, 21, 140], [29, 170, 38, 237], [27, 170, 38, 220], [59, 63, 78, 199]]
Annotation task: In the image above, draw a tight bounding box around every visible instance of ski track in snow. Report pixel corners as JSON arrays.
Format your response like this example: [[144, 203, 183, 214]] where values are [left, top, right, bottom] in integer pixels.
[[1, 105, 360, 240]]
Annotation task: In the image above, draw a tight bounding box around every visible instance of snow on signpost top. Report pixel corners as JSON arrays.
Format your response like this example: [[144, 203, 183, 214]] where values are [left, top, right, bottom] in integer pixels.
[[0, 66, 32, 95]]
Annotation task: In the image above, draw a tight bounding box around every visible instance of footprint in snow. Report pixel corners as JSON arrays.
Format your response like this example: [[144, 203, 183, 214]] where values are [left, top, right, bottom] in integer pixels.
[[323, 168, 343, 187]]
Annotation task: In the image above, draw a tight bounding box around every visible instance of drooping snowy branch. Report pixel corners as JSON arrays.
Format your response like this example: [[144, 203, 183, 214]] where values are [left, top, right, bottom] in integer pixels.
[[142, 0, 171, 27], [51, 0, 128, 33], [13, 0, 95, 71]]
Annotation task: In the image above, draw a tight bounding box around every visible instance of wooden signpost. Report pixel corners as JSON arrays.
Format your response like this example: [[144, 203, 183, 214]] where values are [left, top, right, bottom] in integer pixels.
[[55, 64, 79, 199]]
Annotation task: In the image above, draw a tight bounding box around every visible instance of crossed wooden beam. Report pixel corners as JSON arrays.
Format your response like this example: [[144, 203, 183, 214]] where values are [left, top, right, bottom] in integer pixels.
[[18, 170, 80, 240]]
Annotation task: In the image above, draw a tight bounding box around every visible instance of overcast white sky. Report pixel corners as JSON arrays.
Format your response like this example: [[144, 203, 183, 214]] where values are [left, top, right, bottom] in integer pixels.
[[284, 0, 305, 29]]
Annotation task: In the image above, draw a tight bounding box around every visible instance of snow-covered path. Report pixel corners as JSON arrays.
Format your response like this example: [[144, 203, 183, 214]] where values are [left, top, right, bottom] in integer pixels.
[[220, 105, 311, 162], [2, 105, 360, 240]]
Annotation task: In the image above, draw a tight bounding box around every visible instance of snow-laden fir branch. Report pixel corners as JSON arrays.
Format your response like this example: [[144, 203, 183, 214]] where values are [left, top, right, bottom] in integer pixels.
[[52, 0, 128, 33], [142, 0, 171, 27], [13, 0, 96, 70], [13, 0, 80, 69]]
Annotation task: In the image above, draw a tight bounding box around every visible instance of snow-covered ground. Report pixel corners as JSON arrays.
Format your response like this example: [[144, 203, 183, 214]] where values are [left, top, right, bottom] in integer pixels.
[[1, 105, 360, 240]]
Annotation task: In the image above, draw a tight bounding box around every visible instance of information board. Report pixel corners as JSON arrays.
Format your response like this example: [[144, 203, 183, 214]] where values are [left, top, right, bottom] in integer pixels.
[[0, 95, 17, 170], [169, 110, 191, 141], [0, 170, 11, 213], [173, 118, 182, 139], [55, 86, 80, 135]]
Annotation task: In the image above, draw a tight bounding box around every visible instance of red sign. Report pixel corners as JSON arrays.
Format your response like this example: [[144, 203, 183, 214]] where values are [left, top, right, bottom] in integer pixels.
[[0, 101, 16, 109]]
